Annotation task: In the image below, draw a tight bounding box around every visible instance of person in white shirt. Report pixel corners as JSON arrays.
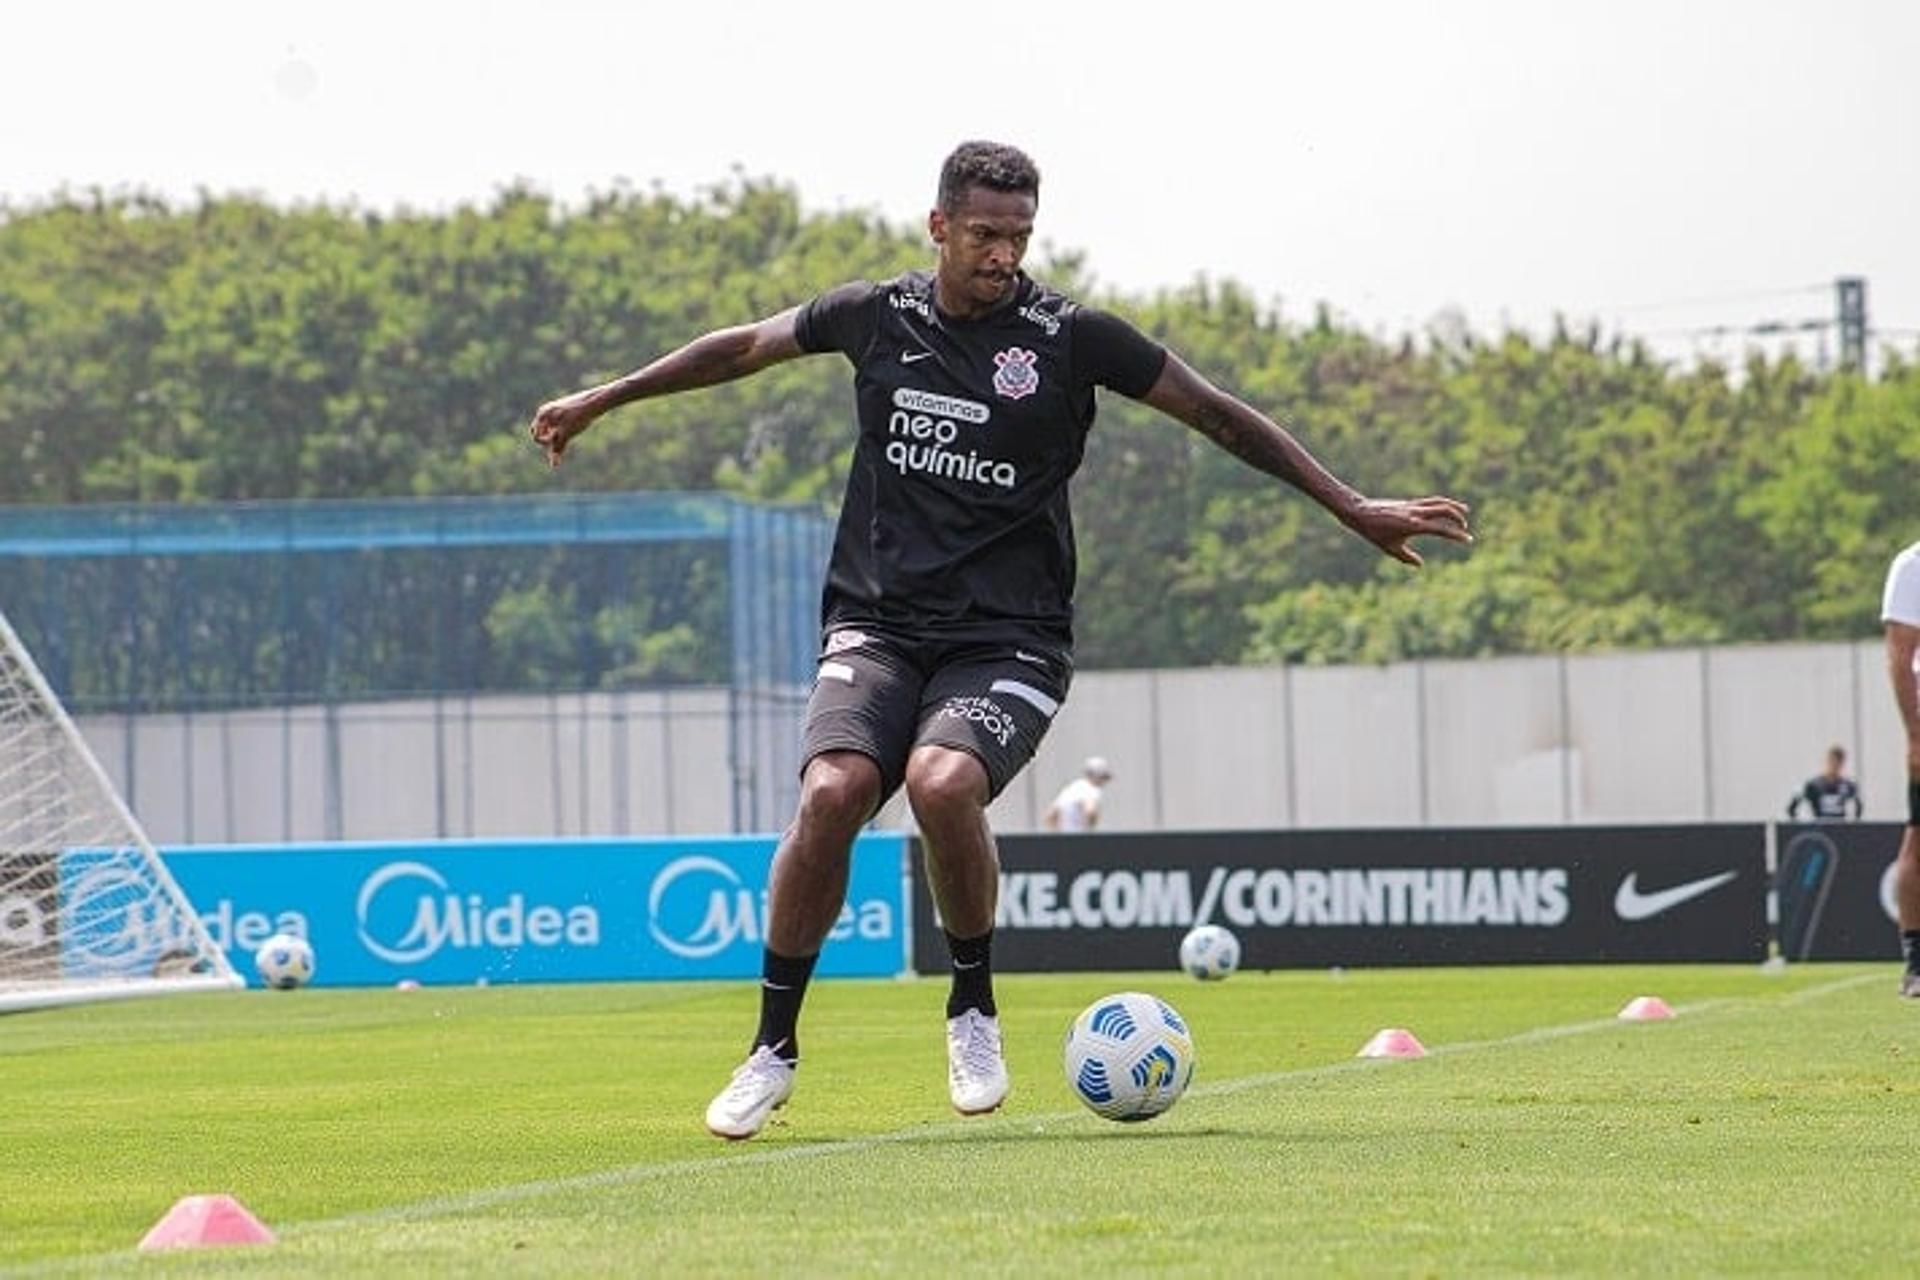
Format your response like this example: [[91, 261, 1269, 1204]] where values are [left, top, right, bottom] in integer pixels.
[[1044, 756, 1113, 832], [1882, 541, 1920, 997]]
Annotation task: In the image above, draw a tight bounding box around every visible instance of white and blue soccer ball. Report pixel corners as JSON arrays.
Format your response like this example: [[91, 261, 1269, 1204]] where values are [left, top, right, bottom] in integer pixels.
[[1063, 991, 1195, 1122], [1179, 923, 1241, 981], [254, 932, 315, 990]]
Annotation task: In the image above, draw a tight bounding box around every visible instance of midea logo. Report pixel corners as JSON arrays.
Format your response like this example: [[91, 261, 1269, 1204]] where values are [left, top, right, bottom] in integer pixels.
[[648, 856, 756, 959], [647, 854, 896, 959], [61, 863, 197, 973], [355, 861, 598, 964]]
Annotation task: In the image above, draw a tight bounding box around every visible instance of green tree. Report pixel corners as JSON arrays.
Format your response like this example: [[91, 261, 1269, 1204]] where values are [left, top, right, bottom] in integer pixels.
[[5, 184, 1914, 672]]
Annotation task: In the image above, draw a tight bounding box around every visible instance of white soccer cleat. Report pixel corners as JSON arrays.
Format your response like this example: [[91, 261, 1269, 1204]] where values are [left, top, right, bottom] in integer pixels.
[[947, 1009, 1010, 1115], [704, 1045, 796, 1140]]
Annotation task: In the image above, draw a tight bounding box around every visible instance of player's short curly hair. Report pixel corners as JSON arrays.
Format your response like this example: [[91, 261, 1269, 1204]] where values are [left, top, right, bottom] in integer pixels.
[[937, 141, 1040, 213]]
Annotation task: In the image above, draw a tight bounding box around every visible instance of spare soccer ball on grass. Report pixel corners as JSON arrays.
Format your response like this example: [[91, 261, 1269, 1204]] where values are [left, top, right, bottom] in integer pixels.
[[1179, 923, 1241, 980], [1063, 991, 1195, 1122], [254, 933, 315, 990]]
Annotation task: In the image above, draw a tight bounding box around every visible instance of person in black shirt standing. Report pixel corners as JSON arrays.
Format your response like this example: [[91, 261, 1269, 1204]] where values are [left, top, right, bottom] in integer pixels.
[[529, 141, 1473, 1139], [1786, 744, 1862, 821]]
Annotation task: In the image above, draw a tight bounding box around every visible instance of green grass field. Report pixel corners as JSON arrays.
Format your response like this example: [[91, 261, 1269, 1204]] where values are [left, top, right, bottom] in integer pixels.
[[4, 963, 1917, 1276]]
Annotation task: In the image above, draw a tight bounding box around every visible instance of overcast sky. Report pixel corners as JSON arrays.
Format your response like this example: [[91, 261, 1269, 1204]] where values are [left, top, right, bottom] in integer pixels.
[[5, 0, 1916, 365]]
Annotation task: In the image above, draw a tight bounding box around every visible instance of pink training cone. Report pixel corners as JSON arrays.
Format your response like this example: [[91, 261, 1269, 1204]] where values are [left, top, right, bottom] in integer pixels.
[[137, 1194, 277, 1251], [1356, 1027, 1428, 1059], [1617, 995, 1675, 1022]]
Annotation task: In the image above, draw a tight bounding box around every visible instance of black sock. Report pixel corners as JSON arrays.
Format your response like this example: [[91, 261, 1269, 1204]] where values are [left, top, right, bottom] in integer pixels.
[[753, 949, 818, 1064], [945, 928, 996, 1019], [1903, 932, 1920, 975]]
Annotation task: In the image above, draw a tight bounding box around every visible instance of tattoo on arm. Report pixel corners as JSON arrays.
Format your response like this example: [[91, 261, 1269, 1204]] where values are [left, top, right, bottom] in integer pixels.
[[1143, 353, 1363, 522], [1188, 396, 1308, 487], [600, 310, 801, 411]]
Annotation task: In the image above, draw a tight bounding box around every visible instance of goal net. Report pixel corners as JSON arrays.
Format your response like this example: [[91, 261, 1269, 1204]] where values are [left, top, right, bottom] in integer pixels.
[[0, 610, 240, 1012]]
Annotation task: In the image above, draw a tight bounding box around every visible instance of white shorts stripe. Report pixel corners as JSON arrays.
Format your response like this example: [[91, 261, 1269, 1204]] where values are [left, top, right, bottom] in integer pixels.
[[989, 678, 1058, 718], [819, 661, 855, 684]]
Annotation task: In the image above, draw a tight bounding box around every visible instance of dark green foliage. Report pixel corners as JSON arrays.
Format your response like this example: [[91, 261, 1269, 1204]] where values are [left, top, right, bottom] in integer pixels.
[[4, 186, 1911, 668]]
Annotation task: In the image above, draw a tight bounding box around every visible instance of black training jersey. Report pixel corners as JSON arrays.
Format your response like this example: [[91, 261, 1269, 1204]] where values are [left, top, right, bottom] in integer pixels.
[[1788, 774, 1861, 820], [794, 270, 1166, 646]]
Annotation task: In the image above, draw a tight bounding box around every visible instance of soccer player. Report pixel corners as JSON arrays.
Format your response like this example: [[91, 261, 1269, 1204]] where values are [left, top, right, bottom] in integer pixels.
[[1882, 541, 1920, 997], [529, 141, 1473, 1137], [1043, 756, 1113, 832], [1785, 745, 1862, 821]]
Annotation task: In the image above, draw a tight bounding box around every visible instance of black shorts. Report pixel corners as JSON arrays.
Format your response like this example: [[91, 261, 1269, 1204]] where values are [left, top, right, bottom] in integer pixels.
[[800, 625, 1073, 802]]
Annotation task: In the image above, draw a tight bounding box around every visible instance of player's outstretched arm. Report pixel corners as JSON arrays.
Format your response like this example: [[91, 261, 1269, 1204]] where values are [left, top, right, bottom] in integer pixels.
[[529, 308, 806, 467], [1141, 352, 1473, 566]]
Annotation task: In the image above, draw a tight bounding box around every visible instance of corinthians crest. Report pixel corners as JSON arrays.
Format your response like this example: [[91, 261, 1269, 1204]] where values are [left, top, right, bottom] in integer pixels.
[[992, 346, 1040, 400]]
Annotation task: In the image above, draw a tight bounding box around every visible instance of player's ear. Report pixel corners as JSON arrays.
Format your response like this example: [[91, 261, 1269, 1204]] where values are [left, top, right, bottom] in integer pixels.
[[928, 207, 948, 246]]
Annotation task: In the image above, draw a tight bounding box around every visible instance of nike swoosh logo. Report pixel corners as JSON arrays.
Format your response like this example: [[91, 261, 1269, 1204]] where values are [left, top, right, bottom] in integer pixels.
[[1014, 650, 1047, 667], [1613, 870, 1738, 921], [901, 350, 934, 363]]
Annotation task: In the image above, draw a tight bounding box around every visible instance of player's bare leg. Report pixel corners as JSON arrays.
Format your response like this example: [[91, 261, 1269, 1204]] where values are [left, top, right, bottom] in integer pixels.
[[908, 746, 998, 935], [1897, 824, 1920, 997], [906, 745, 1010, 1114], [766, 751, 880, 954], [706, 751, 880, 1139]]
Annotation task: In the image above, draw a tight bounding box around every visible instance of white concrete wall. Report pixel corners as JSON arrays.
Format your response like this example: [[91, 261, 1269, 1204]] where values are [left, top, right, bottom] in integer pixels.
[[1564, 650, 1708, 822], [1151, 667, 1294, 831], [1422, 655, 1567, 826], [1283, 664, 1424, 827], [1853, 639, 1909, 824], [82, 688, 735, 844], [77, 639, 1910, 842], [1706, 644, 1859, 821]]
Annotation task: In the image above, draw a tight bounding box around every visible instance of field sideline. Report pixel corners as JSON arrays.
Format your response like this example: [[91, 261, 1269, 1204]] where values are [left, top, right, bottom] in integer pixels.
[[4, 964, 1917, 1275]]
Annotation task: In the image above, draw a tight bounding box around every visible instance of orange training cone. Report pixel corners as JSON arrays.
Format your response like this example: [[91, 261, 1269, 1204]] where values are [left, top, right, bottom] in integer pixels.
[[1356, 1027, 1428, 1058], [137, 1194, 277, 1251], [1617, 995, 1675, 1021]]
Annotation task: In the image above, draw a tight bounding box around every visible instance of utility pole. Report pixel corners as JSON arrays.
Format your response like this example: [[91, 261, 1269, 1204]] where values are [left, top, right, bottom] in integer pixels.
[[1836, 276, 1867, 373]]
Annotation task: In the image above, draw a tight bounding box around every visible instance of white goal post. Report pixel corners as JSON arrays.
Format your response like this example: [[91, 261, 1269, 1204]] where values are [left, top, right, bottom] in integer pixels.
[[0, 610, 241, 1013]]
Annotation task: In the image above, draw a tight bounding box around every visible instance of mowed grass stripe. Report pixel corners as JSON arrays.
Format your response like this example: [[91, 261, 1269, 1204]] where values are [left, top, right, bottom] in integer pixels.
[[6, 967, 1882, 1278], [292, 969, 1884, 1229]]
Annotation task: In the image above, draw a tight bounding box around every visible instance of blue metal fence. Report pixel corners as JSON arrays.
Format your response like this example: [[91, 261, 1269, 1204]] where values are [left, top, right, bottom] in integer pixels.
[[0, 494, 832, 834]]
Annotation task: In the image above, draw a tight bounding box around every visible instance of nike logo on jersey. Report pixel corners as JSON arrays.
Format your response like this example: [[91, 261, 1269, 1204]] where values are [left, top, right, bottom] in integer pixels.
[[1612, 870, 1738, 921], [1014, 650, 1048, 668], [901, 350, 934, 364]]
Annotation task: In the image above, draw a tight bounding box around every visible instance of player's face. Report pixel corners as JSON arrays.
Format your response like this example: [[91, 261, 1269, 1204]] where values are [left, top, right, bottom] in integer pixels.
[[930, 186, 1036, 311]]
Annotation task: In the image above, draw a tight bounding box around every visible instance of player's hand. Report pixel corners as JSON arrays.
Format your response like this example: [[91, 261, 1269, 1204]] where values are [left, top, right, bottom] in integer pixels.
[[1346, 496, 1474, 567], [528, 394, 601, 468]]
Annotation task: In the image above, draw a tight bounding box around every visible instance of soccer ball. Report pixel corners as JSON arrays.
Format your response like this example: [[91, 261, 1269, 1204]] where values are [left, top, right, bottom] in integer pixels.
[[254, 932, 315, 990], [1063, 991, 1195, 1122], [1179, 923, 1241, 980]]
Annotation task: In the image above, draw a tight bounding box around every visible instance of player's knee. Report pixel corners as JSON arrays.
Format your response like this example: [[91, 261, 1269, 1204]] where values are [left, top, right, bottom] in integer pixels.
[[798, 753, 881, 832], [904, 747, 989, 821]]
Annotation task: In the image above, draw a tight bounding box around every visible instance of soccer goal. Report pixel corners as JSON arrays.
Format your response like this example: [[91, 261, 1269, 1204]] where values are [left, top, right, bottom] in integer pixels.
[[0, 610, 240, 1013]]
